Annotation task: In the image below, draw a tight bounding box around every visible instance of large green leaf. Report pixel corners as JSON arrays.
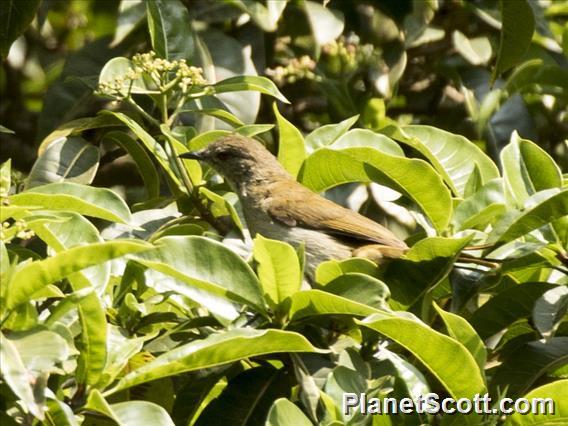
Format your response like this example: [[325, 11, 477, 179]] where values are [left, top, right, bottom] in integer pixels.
[[383, 236, 472, 310], [253, 235, 302, 309], [533, 286, 568, 339], [0, 0, 40, 58], [332, 129, 404, 156], [274, 103, 306, 178], [469, 282, 556, 340], [303, 1, 344, 47], [488, 188, 568, 245], [358, 313, 486, 399], [493, 0, 535, 79], [382, 125, 499, 197], [26, 137, 99, 189], [130, 236, 266, 315], [0, 331, 45, 420], [5, 240, 150, 310], [299, 147, 452, 232], [433, 303, 487, 372], [106, 328, 323, 393], [287, 290, 381, 321], [304, 115, 359, 152], [9, 182, 132, 224], [111, 0, 146, 46], [501, 132, 563, 207], [504, 380, 568, 425], [103, 131, 160, 199], [491, 337, 568, 397], [267, 398, 312, 426], [452, 179, 506, 231], [98, 57, 157, 95], [31, 213, 109, 386], [38, 114, 121, 154], [196, 366, 294, 426], [86, 389, 175, 426], [228, 0, 287, 32], [211, 76, 289, 104], [323, 273, 390, 310], [102, 111, 183, 191], [146, 0, 195, 61]]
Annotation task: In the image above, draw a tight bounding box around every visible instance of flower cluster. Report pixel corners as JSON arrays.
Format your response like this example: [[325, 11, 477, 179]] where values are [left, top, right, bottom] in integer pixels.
[[1, 219, 35, 242], [321, 34, 379, 77], [97, 51, 207, 99], [265, 55, 318, 86]]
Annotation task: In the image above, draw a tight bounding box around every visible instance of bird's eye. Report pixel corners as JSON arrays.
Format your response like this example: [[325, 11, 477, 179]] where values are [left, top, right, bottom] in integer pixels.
[[216, 152, 230, 161]]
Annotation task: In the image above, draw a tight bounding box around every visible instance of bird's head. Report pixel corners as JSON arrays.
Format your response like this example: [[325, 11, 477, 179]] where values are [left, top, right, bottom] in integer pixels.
[[180, 134, 291, 191]]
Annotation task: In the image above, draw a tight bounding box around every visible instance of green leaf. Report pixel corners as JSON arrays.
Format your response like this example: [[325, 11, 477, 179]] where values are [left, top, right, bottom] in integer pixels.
[[452, 31, 492, 65], [0, 331, 45, 420], [469, 282, 556, 340], [315, 257, 378, 285], [382, 125, 499, 197], [533, 286, 568, 339], [8, 330, 70, 374], [332, 129, 404, 156], [196, 366, 293, 426], [0, 0, 40, 58], [199, 187, 244, 231], [103, 131, 160, 199], [110, 401, 175, 426], [274, 103, 306, 178], [0, 125, 15, 134], [493, 0, 535, 79], [358, 313, 486, 399], [130, 236, 266, 316], [384, 236, 472, 310], [1, 159, 11, 195], [160, 124, 203, 187], [324, 273, 390, 310], [504, 380, 568, 425], [5, 240, 151, 310], [102, 111, 184, 191], [300, 147, 452, 233], [146, 0, 195, 61], [31, 213, 109, 385], [453, 179, 506, 231], [181, 107, 245, 128], [98, 57, 157, 95], [86, 389, 175, 426], [267, 398, 312, 426], [111, 0, 146, 47], [9, 182, 132, 224], [304, 115, 358, 152], [488, 188, 568, 245], [253, 235, 302, 309], [228, 0, 287, 32], [288, 290, 381, 321], [211, 75, 289, 104], [501, 132, 563, 207], [433, 303, 487, 372], [38, 114, 120, 154], [26, 137, 99, 189], [107, 328, 323, 393], [491, 337, 568, 397], [303, 1, 344, 47]]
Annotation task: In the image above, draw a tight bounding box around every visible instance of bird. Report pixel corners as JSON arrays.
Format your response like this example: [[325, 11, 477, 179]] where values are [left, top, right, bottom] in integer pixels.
[[180, 134, 409, 279]]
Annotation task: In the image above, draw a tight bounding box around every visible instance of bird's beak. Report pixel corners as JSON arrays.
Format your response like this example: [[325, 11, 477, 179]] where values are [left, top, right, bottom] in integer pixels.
[[179, 150, 204, 160]]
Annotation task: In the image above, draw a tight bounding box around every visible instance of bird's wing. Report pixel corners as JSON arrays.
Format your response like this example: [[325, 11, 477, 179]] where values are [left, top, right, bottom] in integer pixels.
[[266, 181, 408, 249]]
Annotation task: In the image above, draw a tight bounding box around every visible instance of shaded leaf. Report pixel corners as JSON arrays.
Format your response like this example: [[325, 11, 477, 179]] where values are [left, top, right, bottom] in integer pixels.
[[107, 328, 323, 393]]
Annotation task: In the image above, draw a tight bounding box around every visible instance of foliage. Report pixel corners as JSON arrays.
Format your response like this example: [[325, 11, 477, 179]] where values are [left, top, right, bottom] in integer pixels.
[[1, 0, 567, 425]]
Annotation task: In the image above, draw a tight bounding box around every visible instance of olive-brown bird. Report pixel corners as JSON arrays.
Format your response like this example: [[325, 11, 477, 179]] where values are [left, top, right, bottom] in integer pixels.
[[181, 134, 408, 278]]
